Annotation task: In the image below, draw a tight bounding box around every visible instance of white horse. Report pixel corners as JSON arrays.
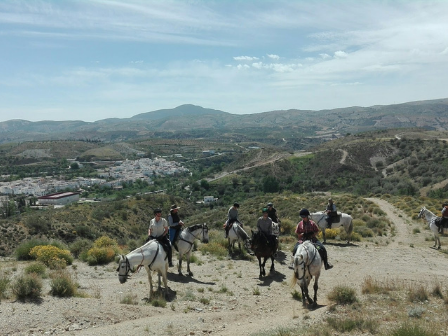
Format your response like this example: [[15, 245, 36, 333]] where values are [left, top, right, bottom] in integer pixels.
[[418, 207, 441, 249], [173, 223, 209, 276], [310, 211, 353, 244], [117, 240, 168, 299], [290, 240, 322, 307], [227, 221, 251, 255]]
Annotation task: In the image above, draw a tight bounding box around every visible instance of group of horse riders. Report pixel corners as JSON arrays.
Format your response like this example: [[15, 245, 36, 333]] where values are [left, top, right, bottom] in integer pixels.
[[223, 199, 335, 271], [147, 204, 185, 268]]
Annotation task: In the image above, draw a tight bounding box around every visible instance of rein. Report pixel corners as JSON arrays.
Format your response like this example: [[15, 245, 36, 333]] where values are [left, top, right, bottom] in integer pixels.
[[177, 224, 207, 253], [125, 241, 160, 279]]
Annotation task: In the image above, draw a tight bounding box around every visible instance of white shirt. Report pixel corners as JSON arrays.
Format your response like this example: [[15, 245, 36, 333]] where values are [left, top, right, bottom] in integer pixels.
[[149, 217, 168, 238]]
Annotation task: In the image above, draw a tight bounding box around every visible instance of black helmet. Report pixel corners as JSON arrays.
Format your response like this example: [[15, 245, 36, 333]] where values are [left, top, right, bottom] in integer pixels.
[[299, 208, 310, 217], [233, 202, 240, 208], [154, 208, 162, 215]]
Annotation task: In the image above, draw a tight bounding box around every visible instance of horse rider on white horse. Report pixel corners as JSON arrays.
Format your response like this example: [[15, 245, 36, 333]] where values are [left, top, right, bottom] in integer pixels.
[[224, 202, 240, 238], [168, 204, 184, 248], [325, 198, 337, 229], [291, 208, 333, 270], [440, 203, 448, 234], [257, 208, 278, 257], [148, 208, 174, 267]]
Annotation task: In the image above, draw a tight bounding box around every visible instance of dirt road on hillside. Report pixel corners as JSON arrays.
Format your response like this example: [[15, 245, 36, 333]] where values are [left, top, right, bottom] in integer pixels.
[[1, 198, 448, 336]]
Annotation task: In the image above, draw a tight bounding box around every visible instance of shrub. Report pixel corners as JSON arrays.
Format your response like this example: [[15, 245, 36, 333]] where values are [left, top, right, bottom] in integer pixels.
[[85, 247, 116, 266], [29, 245, 73, 269], [408, 284, 428, 302], [279, 219, 295, 235], [49, 271, 77, 297], [69, 239, 93, 258], [327, 285, 358, 305], [24, 262, 47, 277], [15, 239, 50, 261], [198, 241, 227, 258], [0, 275, 11, 300], [120, 293, 138, 305], [11, 273, 42, 301], [390, 323, 439, 336]]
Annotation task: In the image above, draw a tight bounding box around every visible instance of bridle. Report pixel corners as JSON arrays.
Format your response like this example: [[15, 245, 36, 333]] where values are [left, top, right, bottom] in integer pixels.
[[117, 241, 159, 279], [295, 243, 317, 281], [178, 224, 208, 252]]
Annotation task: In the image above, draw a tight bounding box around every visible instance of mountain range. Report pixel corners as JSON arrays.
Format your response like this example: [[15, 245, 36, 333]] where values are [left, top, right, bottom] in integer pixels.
[[1, 98, 447, 145]]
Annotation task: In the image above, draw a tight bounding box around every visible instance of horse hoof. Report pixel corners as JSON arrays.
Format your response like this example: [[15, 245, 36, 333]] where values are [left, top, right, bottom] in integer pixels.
[[188, 272, 193, 276], [438, 246, 441, 250]]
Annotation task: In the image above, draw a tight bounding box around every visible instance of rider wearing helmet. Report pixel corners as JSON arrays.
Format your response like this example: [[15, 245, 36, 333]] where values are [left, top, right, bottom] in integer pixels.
[[291, 208, 333, 270], [257, 208, 278, 254], [224, 202, 240, 238], [266, 202, 280, 224], [148, 208, 174, 267], [325, 198, 337, 229]]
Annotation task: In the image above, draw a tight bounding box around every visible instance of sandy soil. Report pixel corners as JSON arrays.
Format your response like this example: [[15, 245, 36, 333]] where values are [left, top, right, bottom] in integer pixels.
[[1, 198, 448, 336]]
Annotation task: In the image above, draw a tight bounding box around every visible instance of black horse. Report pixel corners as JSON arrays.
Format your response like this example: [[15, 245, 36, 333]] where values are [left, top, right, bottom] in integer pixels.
[[250, 230, 278, 278]]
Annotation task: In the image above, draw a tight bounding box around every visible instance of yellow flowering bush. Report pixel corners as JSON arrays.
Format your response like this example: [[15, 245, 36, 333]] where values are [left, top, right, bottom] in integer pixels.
[[29, 245, 73, 269], [86, 247, 116, 266], [94, 236, 117, 248]]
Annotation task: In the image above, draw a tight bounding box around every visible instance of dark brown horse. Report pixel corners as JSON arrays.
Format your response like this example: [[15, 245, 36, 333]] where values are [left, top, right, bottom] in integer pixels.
[[250, 230, 278, 278]]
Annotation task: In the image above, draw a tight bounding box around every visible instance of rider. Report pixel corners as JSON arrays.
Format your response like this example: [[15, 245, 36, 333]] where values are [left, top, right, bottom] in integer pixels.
[[257, 208, 278, 255], [148, 208, 174, 267], [224, 202, 240, 238], [266, 202, 279, 223], [440, 203, 448, 234], [325, 198, 337, 229], [168, 204, 184, 246], [291, 208, 333, 270]]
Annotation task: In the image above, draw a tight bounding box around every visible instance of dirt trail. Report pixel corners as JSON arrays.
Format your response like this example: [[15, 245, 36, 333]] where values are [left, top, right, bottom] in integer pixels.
[[2, 198, 448, 336]]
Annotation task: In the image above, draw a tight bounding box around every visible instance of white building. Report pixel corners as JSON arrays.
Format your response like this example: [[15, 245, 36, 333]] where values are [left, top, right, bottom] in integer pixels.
[[38, 192, 80, 206]]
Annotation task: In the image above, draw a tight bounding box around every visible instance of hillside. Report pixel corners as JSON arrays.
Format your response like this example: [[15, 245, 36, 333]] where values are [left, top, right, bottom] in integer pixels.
[[0, 98, 447, 148]]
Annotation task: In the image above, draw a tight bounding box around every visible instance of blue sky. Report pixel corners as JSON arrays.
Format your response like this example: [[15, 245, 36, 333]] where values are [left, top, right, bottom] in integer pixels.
[[1, 0, 448, 122]]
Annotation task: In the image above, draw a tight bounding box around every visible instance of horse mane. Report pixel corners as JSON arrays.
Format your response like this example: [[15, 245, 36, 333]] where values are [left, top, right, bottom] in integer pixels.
[[187, 224, 202, 232], [235, 224, 249, 240]]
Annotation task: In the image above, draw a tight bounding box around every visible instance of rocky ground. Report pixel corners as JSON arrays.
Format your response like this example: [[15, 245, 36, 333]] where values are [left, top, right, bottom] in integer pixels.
[[1, 198, 448, 336]]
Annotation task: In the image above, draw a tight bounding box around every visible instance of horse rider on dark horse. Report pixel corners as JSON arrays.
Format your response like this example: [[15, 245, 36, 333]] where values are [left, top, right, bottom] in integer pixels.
[[291, 208, 333, 270], [257, 207, 278, 256]]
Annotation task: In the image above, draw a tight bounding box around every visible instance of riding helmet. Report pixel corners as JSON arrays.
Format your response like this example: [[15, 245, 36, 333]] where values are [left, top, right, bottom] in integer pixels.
[[267, 202, 273, 207], [154, 208, 162, 214], [262, 207, 268, 213], [299, 208, 310, 217], [233, 202, 240, 208]]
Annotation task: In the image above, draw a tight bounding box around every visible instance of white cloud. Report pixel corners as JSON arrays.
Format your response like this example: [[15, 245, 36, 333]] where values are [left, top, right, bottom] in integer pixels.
[[267, 54, 280, 60], [334, 51, 348, 58], [234, 56, 259, 61], [320, 53, 331, 59]]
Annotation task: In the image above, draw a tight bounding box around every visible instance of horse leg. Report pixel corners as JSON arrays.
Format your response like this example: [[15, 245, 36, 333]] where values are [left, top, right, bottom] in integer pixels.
[[186, 251, 193, 276], [261, 257, 267, 277], [322, 228, 326, 244], [257, 257, 263, 278], [178, 252, 183, 276], [269, 255, 275, 273], [145, 266, 153, 299], [312, 276, 319, 307]]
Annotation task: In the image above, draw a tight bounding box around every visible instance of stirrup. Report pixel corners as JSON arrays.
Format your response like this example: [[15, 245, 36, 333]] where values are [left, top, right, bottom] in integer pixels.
[[325, 263, 333, 270]]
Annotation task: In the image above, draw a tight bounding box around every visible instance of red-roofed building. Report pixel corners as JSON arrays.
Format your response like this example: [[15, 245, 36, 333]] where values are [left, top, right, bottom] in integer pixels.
[[38, 192, 80, 206]]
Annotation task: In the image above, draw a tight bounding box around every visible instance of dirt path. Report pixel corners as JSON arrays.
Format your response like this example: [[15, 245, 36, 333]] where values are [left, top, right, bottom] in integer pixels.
[[2, 198, 448, 336]]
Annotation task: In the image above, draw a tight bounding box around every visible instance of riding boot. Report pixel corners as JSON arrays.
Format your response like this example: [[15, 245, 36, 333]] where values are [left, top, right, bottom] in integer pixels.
[[168, 248, 174, 267], [225, 226, 230, 238], [321, 249, 333, 270]]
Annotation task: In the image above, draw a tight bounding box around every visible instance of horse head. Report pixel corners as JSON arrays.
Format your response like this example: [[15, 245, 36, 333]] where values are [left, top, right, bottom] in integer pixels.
[[201, 223, 210, 243], [417, 207, 426, 219], [117, 255, 130, 284]]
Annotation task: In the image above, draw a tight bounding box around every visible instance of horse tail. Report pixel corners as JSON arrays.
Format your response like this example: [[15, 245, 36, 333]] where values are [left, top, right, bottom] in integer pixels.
[[290, 257, 300, 288], [347, 219, 353, 235]]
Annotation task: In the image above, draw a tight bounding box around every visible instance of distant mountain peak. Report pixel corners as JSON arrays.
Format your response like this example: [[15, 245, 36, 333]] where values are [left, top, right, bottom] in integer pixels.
[[131, 104, 228, 121]]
